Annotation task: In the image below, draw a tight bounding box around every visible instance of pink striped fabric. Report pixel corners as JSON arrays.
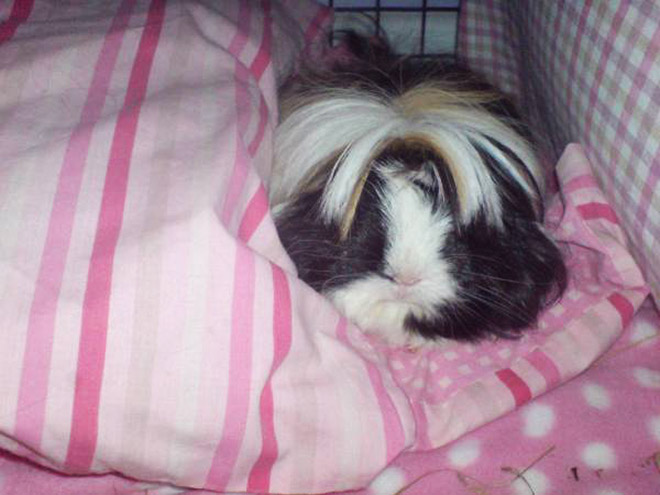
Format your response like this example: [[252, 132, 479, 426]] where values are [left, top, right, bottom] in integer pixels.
[[524, 349, 561, 389], [65, 0, 166, 472], [578, 203, 620, 224], [336, 318, 408, 463], [495, 369, 532, 407], [14, 0, 138, 455], [0, 0, 32, 43], [204, 244, 256, 491], [608, 292, 636, 328], [0, 1, 416, 492], [0, 1, 651, 494], [246, 265, 292, 492]]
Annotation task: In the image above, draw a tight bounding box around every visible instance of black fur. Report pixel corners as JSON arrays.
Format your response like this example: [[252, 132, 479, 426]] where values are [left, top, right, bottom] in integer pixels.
[[408, 211, 566, 341], [277, 152, 566, 343], [276, 170, 388, 293]]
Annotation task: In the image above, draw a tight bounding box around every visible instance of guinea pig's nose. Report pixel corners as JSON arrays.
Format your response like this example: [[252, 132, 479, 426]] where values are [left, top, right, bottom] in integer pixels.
[[395, 274, 422, 287]]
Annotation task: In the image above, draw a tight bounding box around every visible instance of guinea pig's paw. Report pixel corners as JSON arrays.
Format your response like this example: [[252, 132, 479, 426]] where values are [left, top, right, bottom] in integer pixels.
[[360, 327, 410, 348], [363, 325, 451, 350], [329, 288, 453, 348], [402, 333, 453, 352]]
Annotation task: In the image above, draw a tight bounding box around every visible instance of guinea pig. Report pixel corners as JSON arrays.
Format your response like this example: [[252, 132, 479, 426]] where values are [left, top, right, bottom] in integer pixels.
[[269, 32, 566, 347]]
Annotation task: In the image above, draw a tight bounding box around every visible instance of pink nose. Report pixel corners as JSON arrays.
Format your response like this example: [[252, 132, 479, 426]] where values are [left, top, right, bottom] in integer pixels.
[[395, 275, 422, 287]]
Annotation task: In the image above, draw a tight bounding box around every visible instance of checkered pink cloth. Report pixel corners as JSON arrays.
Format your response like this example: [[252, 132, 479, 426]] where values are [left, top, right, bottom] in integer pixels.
[[458, 0, 660, 305], [0, 1, 652, 494]]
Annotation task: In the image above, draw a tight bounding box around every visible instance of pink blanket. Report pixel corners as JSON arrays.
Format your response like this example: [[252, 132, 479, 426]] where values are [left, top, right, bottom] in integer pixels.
[[0, 1, 652, 493], [3, 304, 659, 495]]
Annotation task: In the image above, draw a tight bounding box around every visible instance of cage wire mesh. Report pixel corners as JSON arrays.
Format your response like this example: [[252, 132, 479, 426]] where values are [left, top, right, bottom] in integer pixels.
[[318, 0, 461, 57]]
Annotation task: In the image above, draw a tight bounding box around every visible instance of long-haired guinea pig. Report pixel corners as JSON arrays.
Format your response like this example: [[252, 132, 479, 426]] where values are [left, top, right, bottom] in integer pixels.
[[269, 32, 566, 347]]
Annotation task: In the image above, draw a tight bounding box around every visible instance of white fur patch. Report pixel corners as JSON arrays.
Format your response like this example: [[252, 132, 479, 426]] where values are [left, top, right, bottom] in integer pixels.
[[328, 172, 456, 346], [271, 90, 397, 207]]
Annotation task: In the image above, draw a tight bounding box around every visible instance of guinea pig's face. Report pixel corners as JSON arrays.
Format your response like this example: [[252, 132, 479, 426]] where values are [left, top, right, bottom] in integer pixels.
[[274, 146, 566, 347], [326, 161, 458, 346]]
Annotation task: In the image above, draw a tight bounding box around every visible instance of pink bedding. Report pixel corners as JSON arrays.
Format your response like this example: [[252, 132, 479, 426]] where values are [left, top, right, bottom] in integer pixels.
[[2, 302, 658, 495], [0, 1, 656, 494]]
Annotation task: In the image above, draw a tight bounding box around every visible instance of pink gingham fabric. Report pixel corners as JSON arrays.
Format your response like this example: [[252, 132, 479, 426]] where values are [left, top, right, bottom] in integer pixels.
[[0, 1, 653, 494], [458, 0, 660, 305]]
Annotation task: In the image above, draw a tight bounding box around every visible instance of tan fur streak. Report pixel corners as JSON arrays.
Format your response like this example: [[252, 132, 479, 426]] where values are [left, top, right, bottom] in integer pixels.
[[279, 93, 316, 122], [338, 138, 393, 239], [273, 83, 539, 230], [336, 132, 472, 237], [293, 145, 377, 240], [397, 85, 540, 203], [395, 84, 500, 117], [339, 165, 372, 240]]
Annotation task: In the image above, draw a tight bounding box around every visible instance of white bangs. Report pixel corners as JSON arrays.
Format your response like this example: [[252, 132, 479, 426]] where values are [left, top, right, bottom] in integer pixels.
[[270, 89, 396, 204], [271, 85, 541, 228]]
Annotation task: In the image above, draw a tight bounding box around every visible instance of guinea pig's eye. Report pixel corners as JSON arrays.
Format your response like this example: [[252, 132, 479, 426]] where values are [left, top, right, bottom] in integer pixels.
[[410, 178, 440, 207]]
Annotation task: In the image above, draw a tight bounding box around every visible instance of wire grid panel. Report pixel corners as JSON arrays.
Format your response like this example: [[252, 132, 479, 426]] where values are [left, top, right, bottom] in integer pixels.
[[319, 0, 461, 56]]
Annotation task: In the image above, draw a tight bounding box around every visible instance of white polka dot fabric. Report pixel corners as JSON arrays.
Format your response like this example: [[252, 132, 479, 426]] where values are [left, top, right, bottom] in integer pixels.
[[522, 403, 555, 438], [447, 439, 481, 468], [367, 466, 407, 495]]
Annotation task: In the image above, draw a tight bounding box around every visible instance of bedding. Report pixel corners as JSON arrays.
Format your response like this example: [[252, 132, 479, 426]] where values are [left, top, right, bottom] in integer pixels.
[[2, 304, 659, 495], [0, 1, 656, 495], [1, 145, 657, 495]]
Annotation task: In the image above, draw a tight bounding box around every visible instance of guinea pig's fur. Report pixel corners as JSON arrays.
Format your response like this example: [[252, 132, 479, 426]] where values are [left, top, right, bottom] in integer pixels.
[[270, 32, 566, 346]]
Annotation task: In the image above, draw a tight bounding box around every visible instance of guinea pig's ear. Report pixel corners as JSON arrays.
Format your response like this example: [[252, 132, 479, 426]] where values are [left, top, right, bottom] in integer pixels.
[[334, 30, 397, 66]]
